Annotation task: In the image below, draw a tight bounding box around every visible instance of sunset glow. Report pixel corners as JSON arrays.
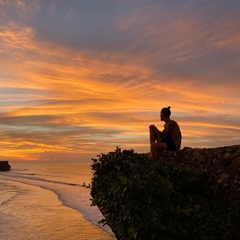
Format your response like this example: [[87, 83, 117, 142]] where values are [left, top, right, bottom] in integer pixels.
[[1, 1, 240, 161]]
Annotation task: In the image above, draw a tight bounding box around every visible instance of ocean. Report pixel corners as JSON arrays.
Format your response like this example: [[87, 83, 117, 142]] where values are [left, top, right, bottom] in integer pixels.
[[0, 161, 115, 240]]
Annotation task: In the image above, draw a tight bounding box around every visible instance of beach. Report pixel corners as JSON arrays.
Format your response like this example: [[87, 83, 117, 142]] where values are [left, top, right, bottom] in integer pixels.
[[0, 161, 115, 240]]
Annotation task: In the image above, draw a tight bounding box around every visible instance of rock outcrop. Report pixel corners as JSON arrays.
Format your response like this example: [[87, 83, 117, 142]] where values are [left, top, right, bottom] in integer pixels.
[[91, 145, 240, 240], [158, 145, 240, 200], [0, 161, 11, 171]]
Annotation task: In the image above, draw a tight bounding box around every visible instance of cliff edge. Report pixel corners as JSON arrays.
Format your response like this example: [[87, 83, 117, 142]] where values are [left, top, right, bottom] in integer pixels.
[[91, 145, 240, 240]]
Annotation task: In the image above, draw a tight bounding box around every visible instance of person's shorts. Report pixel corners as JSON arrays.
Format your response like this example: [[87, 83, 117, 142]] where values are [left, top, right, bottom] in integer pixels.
[[162, 137, 177, 151]]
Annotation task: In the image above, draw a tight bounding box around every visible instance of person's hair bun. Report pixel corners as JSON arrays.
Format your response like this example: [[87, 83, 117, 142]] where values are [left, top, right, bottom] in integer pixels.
[[167, 106, 171, 110]]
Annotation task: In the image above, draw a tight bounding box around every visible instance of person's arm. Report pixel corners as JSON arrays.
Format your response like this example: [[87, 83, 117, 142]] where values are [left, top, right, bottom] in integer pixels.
[[149, 124, 161, 135]]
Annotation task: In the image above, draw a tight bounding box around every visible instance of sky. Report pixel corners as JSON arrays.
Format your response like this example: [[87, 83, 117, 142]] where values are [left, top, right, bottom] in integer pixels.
[[1, 0, 240, 162]]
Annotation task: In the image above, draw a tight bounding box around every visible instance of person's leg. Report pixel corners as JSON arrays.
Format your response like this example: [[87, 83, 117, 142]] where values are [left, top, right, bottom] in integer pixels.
[[149, 126, 156, 145], [149, 125, 162, 159], [150, 142, 167, 160], [149, 125, 162, 144]]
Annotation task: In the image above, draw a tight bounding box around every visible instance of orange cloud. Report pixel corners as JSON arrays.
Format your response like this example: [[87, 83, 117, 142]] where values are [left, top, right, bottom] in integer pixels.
[[1, 1, 240, 161]]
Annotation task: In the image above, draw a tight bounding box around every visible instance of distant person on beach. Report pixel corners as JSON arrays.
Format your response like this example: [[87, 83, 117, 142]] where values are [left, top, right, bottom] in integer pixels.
[[149, 106, 182, 160]]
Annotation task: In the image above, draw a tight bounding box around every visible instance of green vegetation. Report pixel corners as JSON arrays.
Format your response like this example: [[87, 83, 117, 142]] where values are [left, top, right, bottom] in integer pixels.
[[91, 148, 240, 240]]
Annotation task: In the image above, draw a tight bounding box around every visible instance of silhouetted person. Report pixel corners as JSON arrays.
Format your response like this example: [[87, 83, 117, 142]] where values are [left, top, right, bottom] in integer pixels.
[[149, 106, 182, 160]]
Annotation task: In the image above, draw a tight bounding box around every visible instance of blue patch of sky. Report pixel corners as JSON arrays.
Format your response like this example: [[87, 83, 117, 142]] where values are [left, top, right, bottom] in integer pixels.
[[0, 124, 46, 133], [0, 124, 78, 134], [0, 87, 48, 95], [0, 99, 48, 107], [0, 87, 52, 109], [30, 1, 135, 52]]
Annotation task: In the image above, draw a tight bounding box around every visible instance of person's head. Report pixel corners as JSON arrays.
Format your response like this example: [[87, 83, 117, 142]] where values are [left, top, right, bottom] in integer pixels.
[[160, 106, 171, 121]]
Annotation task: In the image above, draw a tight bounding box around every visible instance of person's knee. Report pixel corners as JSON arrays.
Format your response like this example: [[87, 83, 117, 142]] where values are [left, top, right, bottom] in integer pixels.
[[149, 124, 154, 129], [149, 125, 155, 135]]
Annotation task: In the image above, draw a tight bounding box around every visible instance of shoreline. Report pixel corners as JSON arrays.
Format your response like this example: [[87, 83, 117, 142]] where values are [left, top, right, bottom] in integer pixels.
[[0, 178, 115, 240]]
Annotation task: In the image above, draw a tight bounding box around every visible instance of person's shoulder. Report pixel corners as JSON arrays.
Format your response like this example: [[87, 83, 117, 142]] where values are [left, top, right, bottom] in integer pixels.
[[169, 119, 179, 127], [171, 119, 180, 123], [169, 119, 177, 124]]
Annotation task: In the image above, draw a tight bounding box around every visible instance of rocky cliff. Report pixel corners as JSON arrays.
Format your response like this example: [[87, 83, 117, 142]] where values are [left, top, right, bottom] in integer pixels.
[[91, 145, 240, 240], [0, 161, 11, 171], [158, 145, 240, 200]]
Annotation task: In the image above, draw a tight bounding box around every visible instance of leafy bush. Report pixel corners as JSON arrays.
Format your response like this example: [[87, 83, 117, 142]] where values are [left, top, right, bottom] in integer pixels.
[[91, 148, 240, 240]]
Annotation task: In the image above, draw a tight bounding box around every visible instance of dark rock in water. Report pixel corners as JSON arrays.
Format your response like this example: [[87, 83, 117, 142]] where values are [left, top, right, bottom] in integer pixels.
[[0, 161, 11, 171]]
